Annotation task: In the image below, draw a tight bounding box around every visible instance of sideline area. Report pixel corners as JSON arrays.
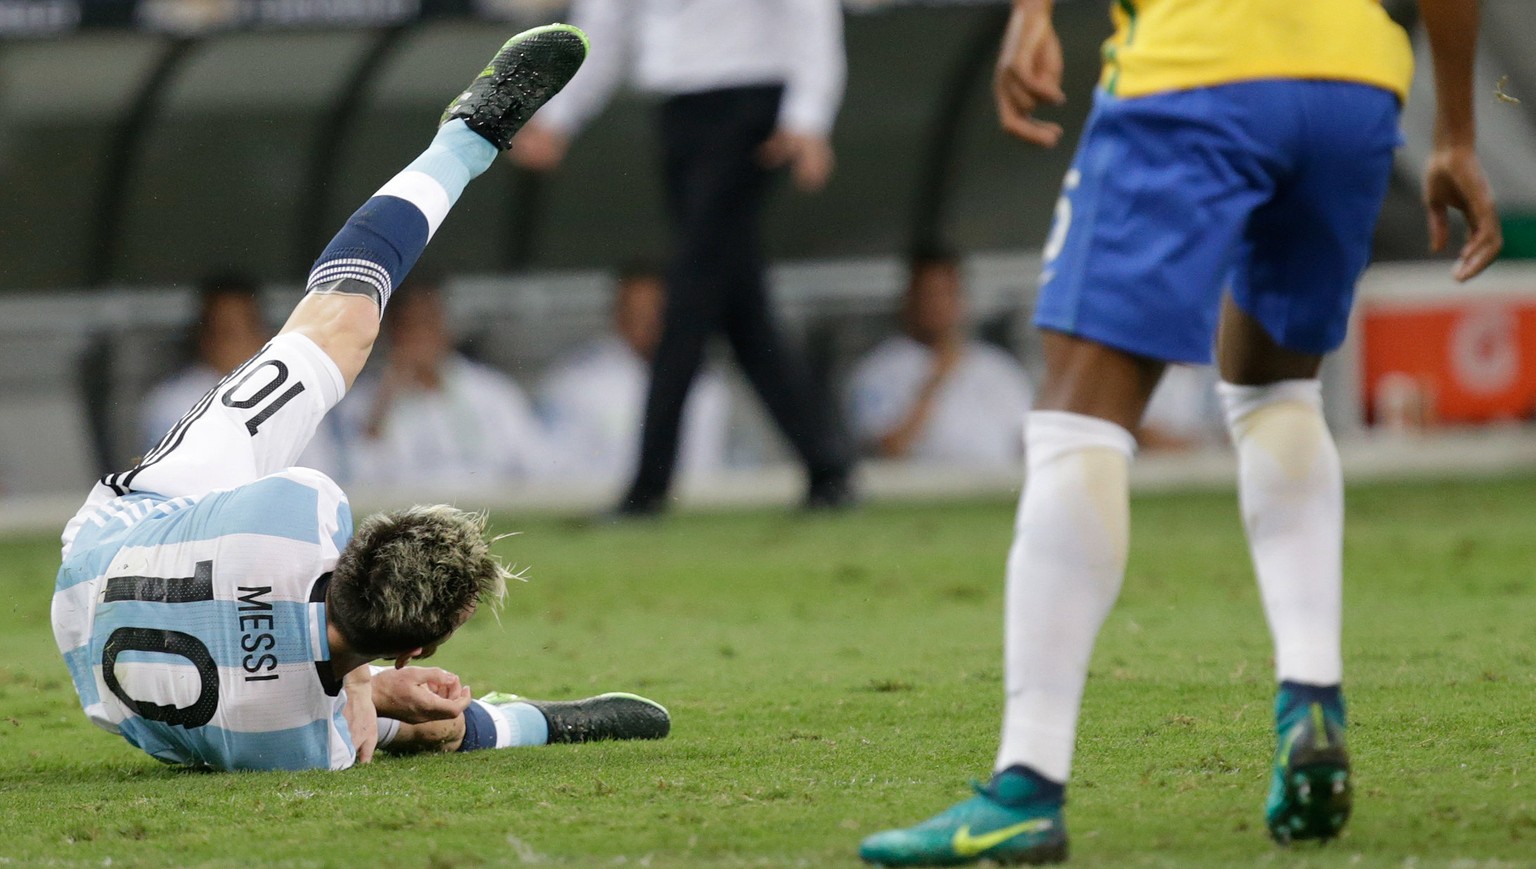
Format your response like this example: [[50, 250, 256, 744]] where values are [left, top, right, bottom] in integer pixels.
[[5, 426, 1534, 537]]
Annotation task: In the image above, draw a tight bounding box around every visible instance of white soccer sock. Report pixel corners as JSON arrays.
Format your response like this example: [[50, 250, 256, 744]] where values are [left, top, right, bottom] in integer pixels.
[[303, 120, 496, 316], [996, 410, 1136, 783], [377, 118, 498, 241], [1218, 380, 1343, 686]]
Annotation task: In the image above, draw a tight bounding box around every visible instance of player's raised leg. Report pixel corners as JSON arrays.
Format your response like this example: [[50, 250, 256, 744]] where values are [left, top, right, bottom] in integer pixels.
[[279, 23, 590, 389], [101, 25, 588, 506]]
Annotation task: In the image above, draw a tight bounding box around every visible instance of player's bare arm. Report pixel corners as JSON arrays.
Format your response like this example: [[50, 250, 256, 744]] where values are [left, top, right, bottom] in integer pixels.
[[1421, 0, 1502, 281], [372, 666, 473, 724], [995, 0, 1065, 147], [342, 666, 379, 764]]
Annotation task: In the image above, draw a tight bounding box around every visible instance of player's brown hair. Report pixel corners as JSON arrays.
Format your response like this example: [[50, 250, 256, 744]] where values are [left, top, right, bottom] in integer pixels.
[[328, 505, 510, 656]]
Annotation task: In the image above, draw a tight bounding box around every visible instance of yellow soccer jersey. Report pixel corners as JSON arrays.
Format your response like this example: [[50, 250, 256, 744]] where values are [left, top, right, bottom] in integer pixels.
[[1100, 0, 1413, 101]]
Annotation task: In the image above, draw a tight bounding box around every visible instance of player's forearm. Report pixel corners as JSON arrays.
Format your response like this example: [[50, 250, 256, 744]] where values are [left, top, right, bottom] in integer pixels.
[[1419, 0, 1480, 148], [340, 665, 378, 763], [343, 664, 373, 694]]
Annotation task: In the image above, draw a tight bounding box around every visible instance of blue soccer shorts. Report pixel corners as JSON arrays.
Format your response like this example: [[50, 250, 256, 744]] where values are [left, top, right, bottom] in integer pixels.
[[1034, 79, 1402, 364]]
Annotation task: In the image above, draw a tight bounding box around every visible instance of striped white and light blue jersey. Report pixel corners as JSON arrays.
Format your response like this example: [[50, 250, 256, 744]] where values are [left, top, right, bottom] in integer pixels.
[[53, 467, 358, 771]]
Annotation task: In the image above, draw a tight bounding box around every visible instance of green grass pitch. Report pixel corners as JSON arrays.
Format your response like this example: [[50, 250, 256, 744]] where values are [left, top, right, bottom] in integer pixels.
[[1, 476, 1533, 867]]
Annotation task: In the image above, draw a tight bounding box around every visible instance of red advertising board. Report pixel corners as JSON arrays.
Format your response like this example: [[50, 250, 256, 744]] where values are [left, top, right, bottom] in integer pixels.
[[1359, 270, 1536, 427]]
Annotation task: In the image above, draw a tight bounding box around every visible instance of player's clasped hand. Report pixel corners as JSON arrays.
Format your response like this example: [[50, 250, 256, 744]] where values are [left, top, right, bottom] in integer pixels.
[[994, 0, 1066, 147], [372, 666, 474, 724]]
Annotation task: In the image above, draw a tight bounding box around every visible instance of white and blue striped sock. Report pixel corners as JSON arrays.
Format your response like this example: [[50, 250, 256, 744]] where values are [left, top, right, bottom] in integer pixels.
[[304, 120, 498, 314], [474, 699, 551, 748]]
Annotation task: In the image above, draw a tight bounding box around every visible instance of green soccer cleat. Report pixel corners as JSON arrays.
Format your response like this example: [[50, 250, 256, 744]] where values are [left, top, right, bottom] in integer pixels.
[[481, 691, 671, 743], [441, 23, 589, 150], [860, 768, 1068, 867], [1266, 690, 1351, 845]]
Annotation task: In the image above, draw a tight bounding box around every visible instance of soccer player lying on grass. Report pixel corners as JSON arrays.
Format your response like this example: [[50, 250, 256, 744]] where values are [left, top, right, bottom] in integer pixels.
[[51, 24, 669, 772], [861, 0, 1500, 865]]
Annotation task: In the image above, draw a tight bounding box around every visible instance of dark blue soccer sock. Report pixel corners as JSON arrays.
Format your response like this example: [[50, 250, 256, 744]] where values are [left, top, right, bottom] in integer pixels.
[[305, 119, 496, 313], [990, 765, 1066, 807], [456, 699, 499, 752], [455, 699, 551, 751], [1277, 680, 1345, 726]]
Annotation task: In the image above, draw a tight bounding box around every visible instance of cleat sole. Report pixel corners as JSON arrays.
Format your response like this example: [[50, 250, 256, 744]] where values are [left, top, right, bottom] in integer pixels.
[[1269, 762, 1351, 845]]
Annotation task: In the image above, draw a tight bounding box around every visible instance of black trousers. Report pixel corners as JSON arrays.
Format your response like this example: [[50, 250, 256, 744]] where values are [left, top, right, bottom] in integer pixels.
[[624, 84, 850, 503]]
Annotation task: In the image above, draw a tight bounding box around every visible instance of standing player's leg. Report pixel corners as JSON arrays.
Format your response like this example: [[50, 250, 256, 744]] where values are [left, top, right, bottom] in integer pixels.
[[107, 26, 588, 503], [1215, 79, 1400, 845], [860, 86, 1271, 867], [1215, 304, 1349, 844]]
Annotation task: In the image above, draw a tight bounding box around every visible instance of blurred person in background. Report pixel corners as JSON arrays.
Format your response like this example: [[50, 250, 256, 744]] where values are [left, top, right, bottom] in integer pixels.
[[347, 277, 554, 488], [846, 250, 1032, 468], [538, 262, 730, 486], [1136, 364, 1225, 453], [140, 273, 345, 478], [860, 0, 1501, 864], [510, 0, 856, 515]]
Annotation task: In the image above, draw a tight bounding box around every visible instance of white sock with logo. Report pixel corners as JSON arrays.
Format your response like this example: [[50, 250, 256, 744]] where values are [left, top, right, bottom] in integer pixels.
[[1219, 379, 1343, 686], [996, 410, 1136, 783]]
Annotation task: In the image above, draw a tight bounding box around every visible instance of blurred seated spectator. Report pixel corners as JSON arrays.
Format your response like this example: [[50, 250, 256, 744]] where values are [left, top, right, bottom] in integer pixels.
[[1137, 363, 1225, 452], [348, 278, 554, 487], [847, 250, 1033, 466], [139, 272, 345, 476], [538, 264, 730, 484]]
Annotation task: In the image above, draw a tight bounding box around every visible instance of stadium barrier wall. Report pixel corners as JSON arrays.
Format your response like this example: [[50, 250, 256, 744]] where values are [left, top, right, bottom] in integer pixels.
[[1, 257, 1535, 534]]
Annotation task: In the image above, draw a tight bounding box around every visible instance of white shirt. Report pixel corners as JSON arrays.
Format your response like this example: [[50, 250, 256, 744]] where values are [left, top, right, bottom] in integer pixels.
[[847, 335, 1033, 468], [535, 0, 847, 135], [140, 364, 347, 481], [346, 354, 556, 487], [537, 336, 730, 483]]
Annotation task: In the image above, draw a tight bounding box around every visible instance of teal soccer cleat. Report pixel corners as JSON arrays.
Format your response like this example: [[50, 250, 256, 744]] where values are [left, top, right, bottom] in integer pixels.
[[441, 23, 589, 150], [1266, 685, 1351, 845], [860, 767, 1068, 866]]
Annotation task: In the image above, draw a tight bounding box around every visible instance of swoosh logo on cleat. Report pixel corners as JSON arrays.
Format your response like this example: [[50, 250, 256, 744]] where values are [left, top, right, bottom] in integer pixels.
[[1310, 704, 1329, 750], [1277, 726, 1301, 765], [951, 819, 1053, 857]]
